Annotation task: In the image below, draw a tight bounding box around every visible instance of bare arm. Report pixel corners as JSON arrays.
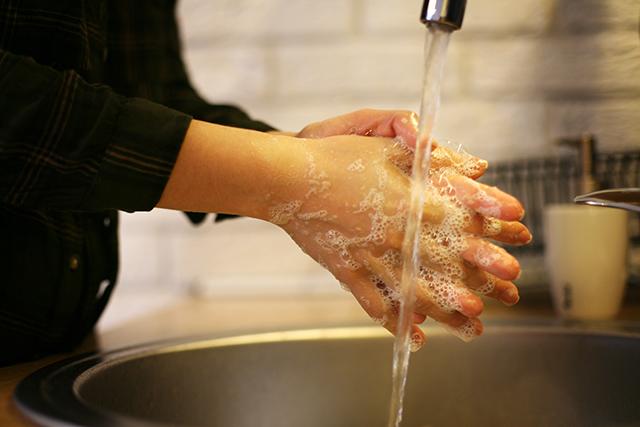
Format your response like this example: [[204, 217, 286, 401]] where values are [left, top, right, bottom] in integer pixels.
[[157, 119, 300, 220]]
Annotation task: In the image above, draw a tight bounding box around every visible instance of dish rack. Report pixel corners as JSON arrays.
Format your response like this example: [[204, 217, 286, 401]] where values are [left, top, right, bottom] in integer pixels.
[[480, 150, 640, 288]]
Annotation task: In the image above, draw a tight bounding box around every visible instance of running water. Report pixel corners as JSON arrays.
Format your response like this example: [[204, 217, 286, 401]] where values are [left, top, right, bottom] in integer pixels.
[[387, 25, 452, 427]]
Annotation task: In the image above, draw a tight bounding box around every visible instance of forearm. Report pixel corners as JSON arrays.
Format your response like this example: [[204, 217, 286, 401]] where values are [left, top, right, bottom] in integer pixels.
[[157, 119, 300, 219]]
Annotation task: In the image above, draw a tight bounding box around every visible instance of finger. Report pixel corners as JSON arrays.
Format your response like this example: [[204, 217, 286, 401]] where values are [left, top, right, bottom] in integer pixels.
[[445, 174, 524, 221], [454, 287, 485, 317], [342, 252, 427, 343], [444, 317, 484, 342], [414, 271, 484, 319], [409, 324, 427, 352], [430, 145, 488, 180], [462, 238, 520, 281], [347, 273, 395, 326], [384, 138, 415, 176], [340, 271, 394, 323], [348, 275, 427, 350], [464, 267, 520, 306], [414, 234, 518, 306], [346, 109, 419, 148], [298, 109, 419, 147], [358, 250, 484, 327], [385, 136, 473, 181], [415, 272, 485, 341], [361, 247, 485, 319], [355, 242, 486, 345], [414, 312, 427, 324], [360, 249, 401, 287], [417, 286, 483, 323], [466, 215, 532, 245]]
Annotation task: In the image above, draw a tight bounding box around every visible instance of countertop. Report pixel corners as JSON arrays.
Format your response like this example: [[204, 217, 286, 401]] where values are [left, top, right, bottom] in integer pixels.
[[2, 291, 640, 427]]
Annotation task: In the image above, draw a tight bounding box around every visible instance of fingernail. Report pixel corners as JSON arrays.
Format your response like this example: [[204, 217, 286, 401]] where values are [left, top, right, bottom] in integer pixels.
[[409, 112, 419, 129], [462, 294, 476, 308], [518, 228, 533, 244], [502, 287, 520, 305]]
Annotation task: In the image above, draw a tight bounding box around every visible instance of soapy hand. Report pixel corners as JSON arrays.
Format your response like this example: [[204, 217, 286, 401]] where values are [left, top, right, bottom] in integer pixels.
[[159, 110, 529, 350], [266, 114, 531, 350]]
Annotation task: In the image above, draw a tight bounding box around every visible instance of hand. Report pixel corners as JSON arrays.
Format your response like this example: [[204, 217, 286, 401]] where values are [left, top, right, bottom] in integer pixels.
[[158, 118, 530, 350], [266, 135, 530, 350], [296, 109, 420, 148]]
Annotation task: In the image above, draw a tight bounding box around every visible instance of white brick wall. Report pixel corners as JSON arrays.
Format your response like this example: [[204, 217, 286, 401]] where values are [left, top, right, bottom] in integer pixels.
[[464, 33, 640, 98], [437, 100, 548, 161], [548, 99, 640, 152], [177, 0, 352, 42], [183, 46, 270, 102], [114, 0, 640, 296]]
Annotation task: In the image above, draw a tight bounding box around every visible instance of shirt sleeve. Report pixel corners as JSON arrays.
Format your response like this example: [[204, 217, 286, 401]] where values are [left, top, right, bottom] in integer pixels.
[[0, 49, 192, 213]]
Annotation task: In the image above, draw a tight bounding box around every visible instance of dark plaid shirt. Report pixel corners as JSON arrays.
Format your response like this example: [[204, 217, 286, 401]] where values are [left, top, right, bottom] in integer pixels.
[[0, 0, 272, 365]]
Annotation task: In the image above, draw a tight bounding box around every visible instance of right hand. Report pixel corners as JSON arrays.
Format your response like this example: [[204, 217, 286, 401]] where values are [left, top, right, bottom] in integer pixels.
[[296, 108, 420, 148]]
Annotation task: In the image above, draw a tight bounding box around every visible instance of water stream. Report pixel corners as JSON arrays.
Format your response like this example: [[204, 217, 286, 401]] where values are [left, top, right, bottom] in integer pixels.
[[387, 25, 452, 427]]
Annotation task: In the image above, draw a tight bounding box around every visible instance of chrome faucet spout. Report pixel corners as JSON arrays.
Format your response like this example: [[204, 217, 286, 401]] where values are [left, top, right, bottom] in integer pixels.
[[420, 0, 467, 31]]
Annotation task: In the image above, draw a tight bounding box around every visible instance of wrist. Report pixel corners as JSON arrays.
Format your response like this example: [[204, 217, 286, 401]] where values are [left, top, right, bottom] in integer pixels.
[[157, 120, 305, 220]]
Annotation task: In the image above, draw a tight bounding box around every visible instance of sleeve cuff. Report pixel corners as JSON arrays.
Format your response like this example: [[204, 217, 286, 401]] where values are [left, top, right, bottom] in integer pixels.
[[83, 97, 192, 212]]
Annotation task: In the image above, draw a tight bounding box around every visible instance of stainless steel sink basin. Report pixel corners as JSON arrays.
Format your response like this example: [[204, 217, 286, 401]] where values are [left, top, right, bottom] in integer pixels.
[[15, 324, 640, 427]]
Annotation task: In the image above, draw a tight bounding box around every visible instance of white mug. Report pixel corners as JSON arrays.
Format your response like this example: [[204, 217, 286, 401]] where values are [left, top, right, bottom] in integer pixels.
[[543, 204, 629, 320]]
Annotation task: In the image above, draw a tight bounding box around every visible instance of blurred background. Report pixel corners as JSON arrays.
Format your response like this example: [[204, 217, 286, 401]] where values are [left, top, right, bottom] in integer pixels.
[[99, 0, 640, 329]]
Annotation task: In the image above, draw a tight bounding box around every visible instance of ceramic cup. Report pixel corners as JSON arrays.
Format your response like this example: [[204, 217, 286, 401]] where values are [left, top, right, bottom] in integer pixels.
[[543, 204, 629, 320]]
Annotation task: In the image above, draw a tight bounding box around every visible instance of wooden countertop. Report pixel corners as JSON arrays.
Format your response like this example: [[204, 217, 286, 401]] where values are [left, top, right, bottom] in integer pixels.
[[2, 293, 639, 427]]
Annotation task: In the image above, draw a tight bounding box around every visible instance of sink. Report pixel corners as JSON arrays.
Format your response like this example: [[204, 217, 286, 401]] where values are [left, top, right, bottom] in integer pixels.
[[14, 323, 640, 427]]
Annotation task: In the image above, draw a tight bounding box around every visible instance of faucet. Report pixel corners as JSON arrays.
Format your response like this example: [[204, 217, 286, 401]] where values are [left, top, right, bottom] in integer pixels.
[[420, 0, 467, 31]]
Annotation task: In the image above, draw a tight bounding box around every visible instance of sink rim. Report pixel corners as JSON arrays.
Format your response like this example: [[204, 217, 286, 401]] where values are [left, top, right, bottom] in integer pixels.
[[14, 321, 640, 427]]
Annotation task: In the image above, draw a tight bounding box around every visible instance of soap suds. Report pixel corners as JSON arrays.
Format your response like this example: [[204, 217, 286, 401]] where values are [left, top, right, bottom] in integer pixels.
[[347, 158, 365, 172], [272, 140, 493, 340], [269, 201, 302, 225]]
